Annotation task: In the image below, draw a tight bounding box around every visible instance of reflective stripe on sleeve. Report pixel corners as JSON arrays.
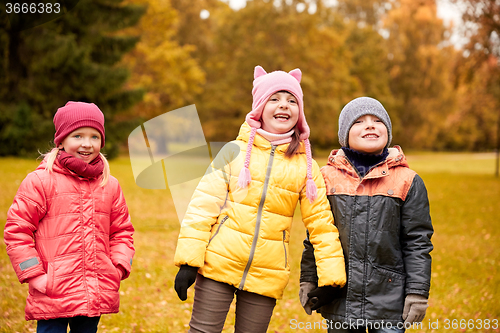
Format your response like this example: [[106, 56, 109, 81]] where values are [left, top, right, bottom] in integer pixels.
[[19, 257, 39, 271]]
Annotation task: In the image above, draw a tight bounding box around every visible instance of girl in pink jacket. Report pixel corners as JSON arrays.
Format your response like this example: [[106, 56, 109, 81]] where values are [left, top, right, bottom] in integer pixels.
[[4, 101, 135, 333]]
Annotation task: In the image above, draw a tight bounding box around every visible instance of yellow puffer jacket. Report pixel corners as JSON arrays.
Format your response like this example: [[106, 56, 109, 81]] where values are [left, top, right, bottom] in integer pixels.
[[174, 122, 346, 299]]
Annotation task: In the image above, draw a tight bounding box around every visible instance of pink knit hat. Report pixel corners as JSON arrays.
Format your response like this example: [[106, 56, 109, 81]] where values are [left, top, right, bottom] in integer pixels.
[[53, 101, 105, 148], [239, 66, 317, 202]]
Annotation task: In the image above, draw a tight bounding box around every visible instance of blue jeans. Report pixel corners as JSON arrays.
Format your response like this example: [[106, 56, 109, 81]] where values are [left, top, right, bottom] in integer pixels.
[[37, 316, 101, 333], [327, 322, 405, 333]]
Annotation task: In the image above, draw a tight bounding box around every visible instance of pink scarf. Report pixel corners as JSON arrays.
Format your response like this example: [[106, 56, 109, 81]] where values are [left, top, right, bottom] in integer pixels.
[[57, 150, 104, 179], [256, 128, 294, 145]]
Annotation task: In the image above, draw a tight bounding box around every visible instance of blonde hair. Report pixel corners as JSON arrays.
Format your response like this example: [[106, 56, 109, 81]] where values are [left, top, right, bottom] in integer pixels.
[[42, 148, 110, 187]]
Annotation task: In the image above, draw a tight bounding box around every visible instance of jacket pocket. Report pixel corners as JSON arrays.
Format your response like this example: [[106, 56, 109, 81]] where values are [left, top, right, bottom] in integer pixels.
[[372, 265, 406, 279], [208, 215, 229, 246], [366, 265, 406, 318], [45, 262, 55, 297]]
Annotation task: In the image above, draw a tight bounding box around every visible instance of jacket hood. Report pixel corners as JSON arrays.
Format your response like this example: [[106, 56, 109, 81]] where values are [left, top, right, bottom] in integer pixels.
[[236, 122, 306, 154], [327, 146, 409, 170]]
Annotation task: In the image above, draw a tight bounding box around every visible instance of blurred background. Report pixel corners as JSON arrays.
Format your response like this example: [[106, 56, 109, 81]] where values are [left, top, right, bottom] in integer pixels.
[[1, 0, 499, 158]]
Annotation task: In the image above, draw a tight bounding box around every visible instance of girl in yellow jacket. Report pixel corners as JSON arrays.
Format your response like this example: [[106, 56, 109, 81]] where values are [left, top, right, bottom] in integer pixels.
[[173, 65, 346, 333]]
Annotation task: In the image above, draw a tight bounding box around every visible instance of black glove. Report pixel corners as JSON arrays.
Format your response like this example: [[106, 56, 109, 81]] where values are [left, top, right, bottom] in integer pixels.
[[174, 265, 199, 301], [307, 285, 339, 310]]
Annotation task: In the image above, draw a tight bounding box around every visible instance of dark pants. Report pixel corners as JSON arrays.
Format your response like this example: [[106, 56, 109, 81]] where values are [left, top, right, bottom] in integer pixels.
[[37, 316, 101, 333], [189, 274, 276, 333]]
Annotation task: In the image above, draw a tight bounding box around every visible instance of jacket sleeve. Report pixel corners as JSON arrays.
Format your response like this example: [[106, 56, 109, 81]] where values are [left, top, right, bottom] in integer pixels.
[[109, 181, 135, 280], [4, 172, 47, 284], [400, 174, 434, 298], [300, 230, 319, 284], [173, 143, 236, 268], [299, 159, 346, 288]]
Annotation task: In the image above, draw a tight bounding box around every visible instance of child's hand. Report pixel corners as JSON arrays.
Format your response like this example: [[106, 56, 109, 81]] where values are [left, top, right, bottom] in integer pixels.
[[299, 282, 317, 315], [402, 294, 428, 324], [174, 265, 199, 301], [29, 274, 48, 294], [307, 285, 340, 311]]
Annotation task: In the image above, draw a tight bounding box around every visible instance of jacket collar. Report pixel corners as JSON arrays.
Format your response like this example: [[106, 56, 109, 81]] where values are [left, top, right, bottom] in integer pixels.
[[236, 122, 305, 154], [327, 146, 409, 178]]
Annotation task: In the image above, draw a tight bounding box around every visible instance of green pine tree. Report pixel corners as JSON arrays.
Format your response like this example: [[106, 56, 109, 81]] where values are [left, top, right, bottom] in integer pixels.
[[0, 0, 146, 158]]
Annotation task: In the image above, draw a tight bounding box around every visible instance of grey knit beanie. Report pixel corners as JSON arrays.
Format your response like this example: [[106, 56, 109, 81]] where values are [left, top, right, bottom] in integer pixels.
[[338, 97, 392, 148]]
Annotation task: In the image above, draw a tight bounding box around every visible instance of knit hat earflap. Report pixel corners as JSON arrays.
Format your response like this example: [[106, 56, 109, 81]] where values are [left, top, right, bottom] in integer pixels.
[[54, 101, 105, 148], [239, 66, 317, 203], [338, 97, 392, 148]]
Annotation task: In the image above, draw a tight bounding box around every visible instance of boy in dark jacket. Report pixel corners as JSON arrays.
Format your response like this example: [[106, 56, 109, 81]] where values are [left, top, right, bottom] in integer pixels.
[[299, 97, 433, 333]]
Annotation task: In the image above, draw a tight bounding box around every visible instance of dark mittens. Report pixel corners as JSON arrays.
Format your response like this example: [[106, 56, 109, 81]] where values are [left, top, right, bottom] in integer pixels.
[[174, 265, 199, 301]]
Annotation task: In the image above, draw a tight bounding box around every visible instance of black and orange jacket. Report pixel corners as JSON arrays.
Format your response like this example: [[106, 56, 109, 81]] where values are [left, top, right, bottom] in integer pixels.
[[300, 146, 433, 324]]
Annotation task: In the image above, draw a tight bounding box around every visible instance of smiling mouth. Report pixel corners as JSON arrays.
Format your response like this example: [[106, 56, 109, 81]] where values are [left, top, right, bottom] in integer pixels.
[[274, 114, 290, 120], [362, 134, 379, 139], [78, 152, 93, 157]]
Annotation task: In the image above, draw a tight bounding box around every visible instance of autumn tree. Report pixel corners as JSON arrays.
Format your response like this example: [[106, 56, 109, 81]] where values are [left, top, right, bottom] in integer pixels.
[[120, 0, 206, 120], [455, 0, 500, 61], [333, 0, 396, 26], [445, 56, 499, 150], [384, 0, 457, 149], [449, 0, 500, 173], [169, 0, 228, 61], [196, 0, 390, 148]]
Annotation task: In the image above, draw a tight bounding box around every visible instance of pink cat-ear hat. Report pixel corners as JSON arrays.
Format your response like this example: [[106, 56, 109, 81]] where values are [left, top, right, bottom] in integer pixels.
[[239, 65, 317, 203]]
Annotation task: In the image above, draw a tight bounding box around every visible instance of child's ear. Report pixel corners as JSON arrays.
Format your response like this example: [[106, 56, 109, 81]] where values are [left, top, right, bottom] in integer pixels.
[[289, 68, 302, 83], [254, 66, 267, 79]]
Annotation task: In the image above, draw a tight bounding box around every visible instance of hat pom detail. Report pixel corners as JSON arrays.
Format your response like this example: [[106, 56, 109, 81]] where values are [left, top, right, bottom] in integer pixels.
[[306, 178, 318, 203]]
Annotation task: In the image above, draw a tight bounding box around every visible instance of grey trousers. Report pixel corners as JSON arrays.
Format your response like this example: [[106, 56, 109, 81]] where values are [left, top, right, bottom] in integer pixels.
[[188, 274, 277, 333]]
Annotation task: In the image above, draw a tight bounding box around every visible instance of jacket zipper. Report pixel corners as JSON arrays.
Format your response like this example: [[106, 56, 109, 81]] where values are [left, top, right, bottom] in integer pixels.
[[344, 156, 386, 181], [283, 230, 288, 268], [238, 145, 277, 290], [208, 215, 229, 245], [361, 196, 371, 318], [345, 157, 362, 180]]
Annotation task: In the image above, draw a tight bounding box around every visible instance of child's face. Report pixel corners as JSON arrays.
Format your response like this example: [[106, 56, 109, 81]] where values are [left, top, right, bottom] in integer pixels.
[[58, 127, 101, 163], [261, 91, 299, 134], [348, 114, 388, 154]]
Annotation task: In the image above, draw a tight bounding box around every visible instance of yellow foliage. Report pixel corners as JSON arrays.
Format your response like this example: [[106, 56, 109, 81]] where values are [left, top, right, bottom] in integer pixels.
[[121, 0, 205, 119]]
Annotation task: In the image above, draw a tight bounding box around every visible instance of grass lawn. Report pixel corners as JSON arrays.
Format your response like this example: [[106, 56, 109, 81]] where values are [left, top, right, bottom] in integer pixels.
[[1, 151, 499, 332]]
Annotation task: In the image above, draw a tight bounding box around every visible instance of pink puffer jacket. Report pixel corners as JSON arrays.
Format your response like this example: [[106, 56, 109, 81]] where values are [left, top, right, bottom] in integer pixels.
[[4, 157, 134, 321]]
